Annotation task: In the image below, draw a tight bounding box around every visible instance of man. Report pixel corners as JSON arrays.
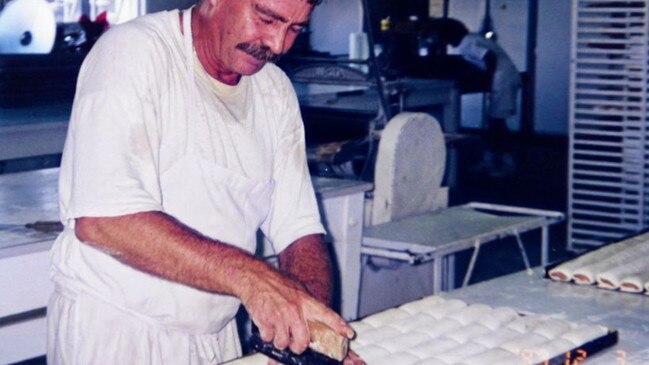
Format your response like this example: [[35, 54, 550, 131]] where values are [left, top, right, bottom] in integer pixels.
[[47, 0, 363, 363], [433, 18, 521, 176]]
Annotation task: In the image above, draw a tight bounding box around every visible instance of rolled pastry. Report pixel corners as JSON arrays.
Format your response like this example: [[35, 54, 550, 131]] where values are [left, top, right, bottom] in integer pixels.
[[597, 256, 649, 290], [548, 233, 649, 282], [619, 269, 649, 293], [572, 241, 649, 285]]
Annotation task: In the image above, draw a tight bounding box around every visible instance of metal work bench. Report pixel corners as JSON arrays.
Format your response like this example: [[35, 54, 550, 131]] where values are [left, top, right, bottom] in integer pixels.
[[362, 202, 564, 293]]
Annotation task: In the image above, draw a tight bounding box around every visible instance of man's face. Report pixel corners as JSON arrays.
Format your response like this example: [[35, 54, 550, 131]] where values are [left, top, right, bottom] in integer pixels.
[[204, 0, 312, 77]]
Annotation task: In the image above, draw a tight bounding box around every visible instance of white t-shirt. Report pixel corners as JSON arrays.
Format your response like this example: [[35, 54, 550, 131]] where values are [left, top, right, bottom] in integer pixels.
[[51, 9, 325, 334]]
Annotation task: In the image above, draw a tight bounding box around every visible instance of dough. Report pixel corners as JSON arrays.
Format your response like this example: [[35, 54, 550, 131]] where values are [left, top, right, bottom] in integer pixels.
[[479, 307, 519, 330], [413, 318, 463, 339], [399, 296, 448, 314], [407, 338, 460, 359], [531, 318, 574, 339], [434, 342, 487, 364], [530, 338, 577, 363], [371, 352, 421, 365], [459, 348, 524, 365], [560, 324, 608, 345], [388, 313, 437, 332], [445, 324, 491, 344], [352, 344, 391, 362], [420, 299, 468, 319], [499, 332, 548, 354], [372, 332, 430, 353], [505, 314, 551, 333], [446, 304, 493, 326], [472, 327, 521, 348], [362, 308, 411, 327], [352, 326, 401, 346]]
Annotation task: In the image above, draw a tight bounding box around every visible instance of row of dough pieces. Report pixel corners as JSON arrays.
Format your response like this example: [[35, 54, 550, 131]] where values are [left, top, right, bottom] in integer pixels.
[[548, 232, 649, 293], [349, 296, 608, 365]]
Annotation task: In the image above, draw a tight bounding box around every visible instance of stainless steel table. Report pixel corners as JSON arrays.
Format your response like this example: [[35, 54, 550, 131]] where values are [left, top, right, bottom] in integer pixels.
[[362, 203, 564, 293]]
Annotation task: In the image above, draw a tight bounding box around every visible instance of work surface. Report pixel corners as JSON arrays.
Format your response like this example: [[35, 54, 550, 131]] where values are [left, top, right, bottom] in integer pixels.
[[443, 269, 649, 364]]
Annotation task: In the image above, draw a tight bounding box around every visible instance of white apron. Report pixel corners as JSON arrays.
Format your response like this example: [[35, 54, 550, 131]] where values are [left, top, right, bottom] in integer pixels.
[[47, 9, 274, 364]]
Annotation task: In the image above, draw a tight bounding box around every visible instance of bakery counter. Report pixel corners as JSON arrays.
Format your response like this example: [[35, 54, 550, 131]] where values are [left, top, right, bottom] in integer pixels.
[[442, 268, 649, 364]]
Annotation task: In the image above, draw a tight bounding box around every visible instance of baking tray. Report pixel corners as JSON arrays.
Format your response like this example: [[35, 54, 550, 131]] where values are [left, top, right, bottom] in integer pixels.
[[537, 329, 618, 365]]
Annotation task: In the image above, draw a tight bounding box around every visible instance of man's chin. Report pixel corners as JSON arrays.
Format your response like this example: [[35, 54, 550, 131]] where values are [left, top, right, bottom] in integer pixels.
[[238, 61, 266, 76]]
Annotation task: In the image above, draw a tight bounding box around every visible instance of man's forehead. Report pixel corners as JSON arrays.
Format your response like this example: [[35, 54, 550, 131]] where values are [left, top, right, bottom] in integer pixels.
[[252, 0, 313, 23]]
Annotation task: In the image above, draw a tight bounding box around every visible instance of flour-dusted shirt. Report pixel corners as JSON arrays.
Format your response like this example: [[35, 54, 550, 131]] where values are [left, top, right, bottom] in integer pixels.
[[49, 9, 324, 360]]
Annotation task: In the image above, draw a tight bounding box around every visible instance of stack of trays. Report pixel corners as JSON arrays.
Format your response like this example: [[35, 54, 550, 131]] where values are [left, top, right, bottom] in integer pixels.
[[547, 232, 649, 294]]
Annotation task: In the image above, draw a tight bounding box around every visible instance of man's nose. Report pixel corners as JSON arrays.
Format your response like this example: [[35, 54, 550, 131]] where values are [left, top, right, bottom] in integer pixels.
[[266, 27, 289, 55]]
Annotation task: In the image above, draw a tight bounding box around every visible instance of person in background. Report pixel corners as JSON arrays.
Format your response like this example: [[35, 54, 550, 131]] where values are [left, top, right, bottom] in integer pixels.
[[47, 0, 364, 364], [433, 17, 521, 176]]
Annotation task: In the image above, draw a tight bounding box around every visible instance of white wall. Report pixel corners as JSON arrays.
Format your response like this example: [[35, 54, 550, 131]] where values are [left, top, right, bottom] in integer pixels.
[[534, 0, 570, 135], [309, 0, 364, 55]]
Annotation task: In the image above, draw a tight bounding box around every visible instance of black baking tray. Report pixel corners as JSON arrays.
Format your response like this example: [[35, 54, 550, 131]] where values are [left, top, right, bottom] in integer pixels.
[[539, 329, 618, 365]]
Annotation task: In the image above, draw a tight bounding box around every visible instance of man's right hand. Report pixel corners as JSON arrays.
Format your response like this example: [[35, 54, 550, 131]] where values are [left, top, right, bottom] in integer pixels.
[[238, 263, 353, 355]]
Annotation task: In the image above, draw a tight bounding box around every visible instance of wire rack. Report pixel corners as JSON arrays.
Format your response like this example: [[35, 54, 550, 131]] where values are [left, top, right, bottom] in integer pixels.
[[568, 0, 649, 249]]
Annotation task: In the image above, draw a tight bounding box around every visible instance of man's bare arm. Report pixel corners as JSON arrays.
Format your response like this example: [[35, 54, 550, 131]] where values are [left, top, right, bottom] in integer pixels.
[[278, 234, 332, 305], [74, 211, 353, 353]]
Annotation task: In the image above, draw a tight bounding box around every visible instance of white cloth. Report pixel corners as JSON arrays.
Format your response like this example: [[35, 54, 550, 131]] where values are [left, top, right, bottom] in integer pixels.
[[48, 8, 324, 364], [449, 34, 521, 118]]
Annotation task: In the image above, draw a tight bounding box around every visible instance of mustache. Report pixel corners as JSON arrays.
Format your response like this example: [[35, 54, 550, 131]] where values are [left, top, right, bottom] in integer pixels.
[[236, 42, 280, 63]]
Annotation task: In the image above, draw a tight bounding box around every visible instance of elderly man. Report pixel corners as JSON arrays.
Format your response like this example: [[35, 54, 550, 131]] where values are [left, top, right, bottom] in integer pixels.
[[47, 0, 363, 363]]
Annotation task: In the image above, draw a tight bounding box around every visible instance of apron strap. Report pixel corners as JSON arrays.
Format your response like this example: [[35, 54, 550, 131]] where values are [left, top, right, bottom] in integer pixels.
[[182, 8, 198, 154]]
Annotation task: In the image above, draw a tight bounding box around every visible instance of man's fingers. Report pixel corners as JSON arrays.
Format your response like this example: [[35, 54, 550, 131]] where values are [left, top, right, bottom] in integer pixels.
[[258, 322, 275, 343], [273, 324, 290, 350], [288, 318, 310, 354], [308, 302, 354, 339]]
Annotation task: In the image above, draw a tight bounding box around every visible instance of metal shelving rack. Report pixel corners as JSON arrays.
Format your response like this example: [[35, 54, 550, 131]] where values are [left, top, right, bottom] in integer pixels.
[[568, 0, 649, 249]]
